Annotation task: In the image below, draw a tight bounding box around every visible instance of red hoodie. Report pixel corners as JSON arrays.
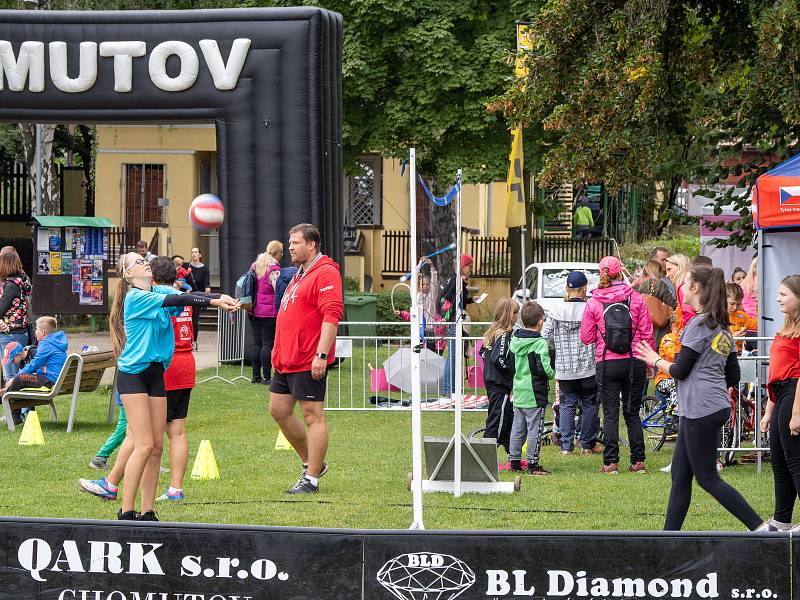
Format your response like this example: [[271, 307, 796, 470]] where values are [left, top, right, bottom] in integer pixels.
[[272, 255, 344, 373], [580, 281, 654, 361]]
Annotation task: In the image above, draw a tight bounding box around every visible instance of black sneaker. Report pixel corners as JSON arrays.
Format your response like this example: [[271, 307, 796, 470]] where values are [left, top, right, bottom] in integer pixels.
[[138, 510, 159, 521], [285, 476, 319, 495], [251, 376, 263, 385], [508, 460, 523, 473], [301, 462, 329, 479], [117, 509, 139, 521]]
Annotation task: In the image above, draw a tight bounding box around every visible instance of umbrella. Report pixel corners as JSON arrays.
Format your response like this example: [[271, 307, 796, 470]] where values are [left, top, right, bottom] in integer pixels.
[[383, 347, 446, 396]]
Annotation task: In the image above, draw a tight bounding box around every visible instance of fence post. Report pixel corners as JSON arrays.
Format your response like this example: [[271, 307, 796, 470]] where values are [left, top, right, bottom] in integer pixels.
[[199, 309, 248, 385]]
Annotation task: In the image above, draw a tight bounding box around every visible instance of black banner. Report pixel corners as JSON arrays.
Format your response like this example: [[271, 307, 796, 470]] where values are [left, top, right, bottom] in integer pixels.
[[0, 518, 791, 600]]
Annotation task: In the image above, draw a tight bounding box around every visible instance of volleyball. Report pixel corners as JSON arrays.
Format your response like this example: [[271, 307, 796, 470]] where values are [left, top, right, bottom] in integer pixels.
[[189, 194, 225, 231]]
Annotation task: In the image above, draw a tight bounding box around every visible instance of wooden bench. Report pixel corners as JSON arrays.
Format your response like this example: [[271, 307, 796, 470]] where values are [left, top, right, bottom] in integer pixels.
[[2, 350, 116, 433]]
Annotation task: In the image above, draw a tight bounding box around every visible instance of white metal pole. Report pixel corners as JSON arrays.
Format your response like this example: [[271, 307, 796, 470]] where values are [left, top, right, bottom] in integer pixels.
[[454, 168, 463, 498], [408, 148, 425, 529], [34, 124, 42, 216]]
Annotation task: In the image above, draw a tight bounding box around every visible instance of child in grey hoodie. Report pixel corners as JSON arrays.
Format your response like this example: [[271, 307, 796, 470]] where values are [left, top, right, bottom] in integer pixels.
[[541, 271, 600, 454]]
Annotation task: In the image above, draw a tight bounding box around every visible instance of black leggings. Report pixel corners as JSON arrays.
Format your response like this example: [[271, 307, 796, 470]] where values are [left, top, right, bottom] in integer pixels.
[[770, 378, 800, 523], [665, 407, 762, 530], [250, 317, 276, 381]]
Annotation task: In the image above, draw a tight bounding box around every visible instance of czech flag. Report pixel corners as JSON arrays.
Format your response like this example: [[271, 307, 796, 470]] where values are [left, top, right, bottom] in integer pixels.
[[754, 153, 800, 229]]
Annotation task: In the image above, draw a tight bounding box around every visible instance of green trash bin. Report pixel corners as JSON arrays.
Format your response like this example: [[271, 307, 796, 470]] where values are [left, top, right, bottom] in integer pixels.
[[344, 294, 378, 337]]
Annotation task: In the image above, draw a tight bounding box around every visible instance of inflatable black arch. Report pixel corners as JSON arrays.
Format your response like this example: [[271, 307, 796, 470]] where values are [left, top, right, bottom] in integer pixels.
[[0, 8, 343, 290]]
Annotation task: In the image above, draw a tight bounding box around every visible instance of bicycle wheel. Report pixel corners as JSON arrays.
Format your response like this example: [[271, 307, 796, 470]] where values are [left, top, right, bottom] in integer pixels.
[[721, 411, 740, 466], [640, 395, 667, 452]]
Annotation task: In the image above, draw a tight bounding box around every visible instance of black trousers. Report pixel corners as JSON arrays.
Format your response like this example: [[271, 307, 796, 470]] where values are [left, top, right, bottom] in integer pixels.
[[484, 387, 513, 453], [770, 378, 800, 523], [665, 407, 762, 530], [7, 372, 51, 423], [250, 317, 277, 381], [597, 358, 646, 465]]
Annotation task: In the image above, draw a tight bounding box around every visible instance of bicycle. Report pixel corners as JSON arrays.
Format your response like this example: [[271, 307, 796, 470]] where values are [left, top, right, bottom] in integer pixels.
[[640, 379, 679, 452]]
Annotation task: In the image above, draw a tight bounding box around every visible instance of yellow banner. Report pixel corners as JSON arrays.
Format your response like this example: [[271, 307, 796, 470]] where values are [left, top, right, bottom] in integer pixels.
[[504, 23, 532, 229], [505, 126, 526, 228], [515, 23, 532, 81]]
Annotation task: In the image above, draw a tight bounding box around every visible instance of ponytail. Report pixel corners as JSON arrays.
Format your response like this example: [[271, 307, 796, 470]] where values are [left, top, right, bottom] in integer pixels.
[[598, 267, 612, 289], [110, 252, 138, 358], [689, 265, 729, 329]]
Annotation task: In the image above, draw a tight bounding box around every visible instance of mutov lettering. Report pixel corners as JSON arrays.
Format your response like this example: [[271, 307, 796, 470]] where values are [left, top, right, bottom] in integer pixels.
[[0, 38, 251, 93]]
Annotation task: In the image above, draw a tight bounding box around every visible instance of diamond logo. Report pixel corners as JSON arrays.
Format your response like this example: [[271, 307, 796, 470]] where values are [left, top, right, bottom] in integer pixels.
[[376, 552, 476, 600]]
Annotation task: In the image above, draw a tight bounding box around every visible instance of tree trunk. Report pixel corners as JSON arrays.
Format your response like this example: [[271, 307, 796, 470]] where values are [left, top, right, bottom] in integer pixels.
[[19, 123, 60, 216]]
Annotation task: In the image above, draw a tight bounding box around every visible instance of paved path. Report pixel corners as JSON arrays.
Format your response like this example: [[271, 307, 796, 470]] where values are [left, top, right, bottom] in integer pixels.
[[67, 330, 222, 385]]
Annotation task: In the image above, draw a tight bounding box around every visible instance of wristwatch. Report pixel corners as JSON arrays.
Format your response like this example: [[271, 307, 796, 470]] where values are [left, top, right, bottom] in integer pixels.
[[316, 352, 328, 359]]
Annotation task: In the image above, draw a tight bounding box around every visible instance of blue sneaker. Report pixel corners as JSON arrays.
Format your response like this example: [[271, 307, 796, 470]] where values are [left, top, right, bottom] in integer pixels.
[[79, 477, 118, 501], [156, 488, 184, 502]]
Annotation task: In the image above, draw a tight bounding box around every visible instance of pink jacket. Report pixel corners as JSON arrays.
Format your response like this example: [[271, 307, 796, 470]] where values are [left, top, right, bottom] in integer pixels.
[[580, 281, 654, 361], [742, 289, 758, 319]]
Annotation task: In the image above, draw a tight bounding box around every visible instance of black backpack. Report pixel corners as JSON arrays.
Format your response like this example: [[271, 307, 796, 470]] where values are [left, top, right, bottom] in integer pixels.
[[600, 299, 633, 355]]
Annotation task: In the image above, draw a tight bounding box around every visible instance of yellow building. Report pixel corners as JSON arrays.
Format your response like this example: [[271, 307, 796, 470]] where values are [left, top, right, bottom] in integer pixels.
[[95, 124, 219, 284], [94, 125, 514, 308]]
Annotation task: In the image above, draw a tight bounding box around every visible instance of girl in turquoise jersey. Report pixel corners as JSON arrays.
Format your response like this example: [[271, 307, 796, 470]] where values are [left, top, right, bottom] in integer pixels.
[[110, 252, 239, 521]]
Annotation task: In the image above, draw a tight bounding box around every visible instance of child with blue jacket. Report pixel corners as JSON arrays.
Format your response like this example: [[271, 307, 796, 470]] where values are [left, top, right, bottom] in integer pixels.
[[0, 316, 67, 425]]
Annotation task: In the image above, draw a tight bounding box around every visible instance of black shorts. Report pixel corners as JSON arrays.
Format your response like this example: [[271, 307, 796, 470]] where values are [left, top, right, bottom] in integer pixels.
[[117, 362, 166, 397], [269, 369, 327, 401], [166, 388, 191, 422]]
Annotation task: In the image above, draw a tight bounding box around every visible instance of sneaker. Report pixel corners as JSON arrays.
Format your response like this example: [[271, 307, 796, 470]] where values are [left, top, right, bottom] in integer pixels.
[[138, 510, 159, 521], [251, 376, 263, 384], [159, 466, 170, 474], [716, 460, 724, 473], [508, 459, 523, 473], [156, 488, 185, 502], [560, 450, 572, 455], [117, 509, 139, 520], [660, 463, 672, 473], [600, 463, 619, 475], [629, 461, 646, 474], [301, 462, 329, 479], [766, 518, 792, 531], [89, 456, 108, 470], [528, 465, 551, 475], [79, 477, 118, 500], [285, 476, 319, 495], [580, 446, 602, 454]]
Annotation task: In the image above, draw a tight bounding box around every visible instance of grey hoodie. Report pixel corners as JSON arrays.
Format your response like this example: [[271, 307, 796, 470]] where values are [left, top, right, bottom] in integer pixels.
[[541, 299, 596, 380]]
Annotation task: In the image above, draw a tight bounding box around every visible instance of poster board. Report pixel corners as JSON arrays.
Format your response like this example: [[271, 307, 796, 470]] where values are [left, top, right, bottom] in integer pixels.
[[31, 217, 112, 315]]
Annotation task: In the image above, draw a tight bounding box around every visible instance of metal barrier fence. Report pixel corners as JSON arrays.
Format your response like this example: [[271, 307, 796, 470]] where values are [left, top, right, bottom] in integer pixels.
[[325, 321, 491, 410], [199, 308, 248, 385], [201, 319, 774, 468]]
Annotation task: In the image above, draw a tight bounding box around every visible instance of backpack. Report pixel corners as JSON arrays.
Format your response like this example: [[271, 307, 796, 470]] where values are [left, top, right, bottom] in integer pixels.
[[600, 298, 633, 355], [235, 268, 258, 309], [274, 267, 299, 310]]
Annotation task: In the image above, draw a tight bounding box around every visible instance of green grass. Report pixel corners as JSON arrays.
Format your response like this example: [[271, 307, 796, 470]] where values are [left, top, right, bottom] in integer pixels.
[[0, 365, 775, 531]]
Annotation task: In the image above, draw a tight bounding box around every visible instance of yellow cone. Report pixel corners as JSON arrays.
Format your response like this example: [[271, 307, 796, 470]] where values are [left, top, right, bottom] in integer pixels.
[[274, 430, 292, 451], [190, 439, 219, 480], [18, 411, 44, 446]]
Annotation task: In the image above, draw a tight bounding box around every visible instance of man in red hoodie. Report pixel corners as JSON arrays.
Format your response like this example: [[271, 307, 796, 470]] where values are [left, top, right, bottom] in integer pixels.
[[269, 223, 344, 495]]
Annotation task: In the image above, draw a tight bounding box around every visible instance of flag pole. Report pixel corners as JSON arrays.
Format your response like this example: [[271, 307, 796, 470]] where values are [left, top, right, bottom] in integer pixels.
[[454, 168, 464, 498], [408, 148, 425, 529]]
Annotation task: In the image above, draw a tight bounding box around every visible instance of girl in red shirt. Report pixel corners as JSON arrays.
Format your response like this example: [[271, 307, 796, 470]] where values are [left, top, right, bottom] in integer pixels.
[[761, 274, 800, 530]]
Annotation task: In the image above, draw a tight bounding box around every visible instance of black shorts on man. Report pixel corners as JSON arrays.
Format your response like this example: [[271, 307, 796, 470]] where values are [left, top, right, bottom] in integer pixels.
[[269, 370, 327, 401]]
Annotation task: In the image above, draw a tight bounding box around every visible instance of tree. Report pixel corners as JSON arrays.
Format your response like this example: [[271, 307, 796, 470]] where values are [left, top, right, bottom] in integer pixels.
[[491, 0, 795, 241]]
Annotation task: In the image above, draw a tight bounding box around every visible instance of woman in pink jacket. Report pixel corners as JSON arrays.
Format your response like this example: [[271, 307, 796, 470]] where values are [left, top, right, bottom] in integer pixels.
[[581, 256, 655, 475]]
